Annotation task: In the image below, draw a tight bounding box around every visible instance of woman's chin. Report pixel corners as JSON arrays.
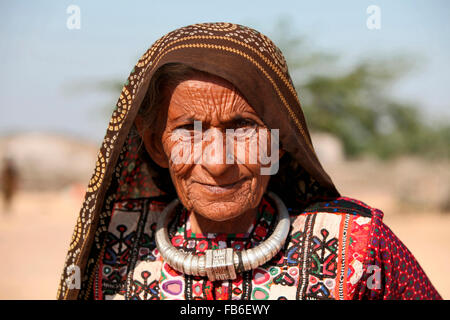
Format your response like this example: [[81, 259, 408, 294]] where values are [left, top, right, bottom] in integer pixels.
[[189, 179, 251, 200], [192, 202, 250, 223]]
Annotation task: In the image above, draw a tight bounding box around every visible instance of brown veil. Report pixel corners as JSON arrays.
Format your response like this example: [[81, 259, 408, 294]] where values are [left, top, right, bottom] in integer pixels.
[[57, 22, 339, 300]]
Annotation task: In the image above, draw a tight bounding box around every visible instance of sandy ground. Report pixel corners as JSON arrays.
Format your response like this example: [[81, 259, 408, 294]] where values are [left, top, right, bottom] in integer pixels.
[[0, 190, 80, 300], [0, 190, 449, 300]]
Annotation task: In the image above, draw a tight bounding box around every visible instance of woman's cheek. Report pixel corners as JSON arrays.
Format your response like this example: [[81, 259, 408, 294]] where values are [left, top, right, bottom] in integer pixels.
[[162, 133, 194, 177]]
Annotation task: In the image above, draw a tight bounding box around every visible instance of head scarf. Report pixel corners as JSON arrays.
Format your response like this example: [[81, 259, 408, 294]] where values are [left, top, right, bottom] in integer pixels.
[[57, 22, 339, 300]]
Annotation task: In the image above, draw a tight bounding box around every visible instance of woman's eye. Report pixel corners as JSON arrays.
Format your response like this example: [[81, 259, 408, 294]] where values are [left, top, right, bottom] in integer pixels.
[[172, 124, 202, 142], [177, 123, 195, 130]]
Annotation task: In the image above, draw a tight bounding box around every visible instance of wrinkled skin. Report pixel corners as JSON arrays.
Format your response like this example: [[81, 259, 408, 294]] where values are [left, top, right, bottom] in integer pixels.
[[136, 72, 282, 234]]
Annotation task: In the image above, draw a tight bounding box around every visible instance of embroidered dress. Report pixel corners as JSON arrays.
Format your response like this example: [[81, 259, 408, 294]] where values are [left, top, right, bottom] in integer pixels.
[[93, 195, 441, 300]]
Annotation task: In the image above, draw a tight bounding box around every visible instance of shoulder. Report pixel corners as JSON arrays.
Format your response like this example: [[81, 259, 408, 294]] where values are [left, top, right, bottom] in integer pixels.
[[286, 197, 385, 299], [298, 196, 383, 220], [294, 196, 384, 261]]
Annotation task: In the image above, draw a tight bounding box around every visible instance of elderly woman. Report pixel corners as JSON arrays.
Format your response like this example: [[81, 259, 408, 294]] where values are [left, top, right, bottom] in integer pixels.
[[58, 23, 441, 300]]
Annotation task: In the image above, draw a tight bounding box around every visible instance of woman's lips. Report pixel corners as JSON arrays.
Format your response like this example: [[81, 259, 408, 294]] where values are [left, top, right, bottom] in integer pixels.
[[194, 178, 246, 194]]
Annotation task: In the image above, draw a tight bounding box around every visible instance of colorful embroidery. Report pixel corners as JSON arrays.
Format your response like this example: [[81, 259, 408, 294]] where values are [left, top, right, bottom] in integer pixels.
[[94, 196, 441, 300]]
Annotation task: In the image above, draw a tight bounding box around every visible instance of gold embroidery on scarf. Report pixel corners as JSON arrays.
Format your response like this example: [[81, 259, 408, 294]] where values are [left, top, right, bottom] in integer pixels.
[[108, 87, 131, 132], [137, 24, 238, 68], [139, 35, 297, 100], [87, 152, 106, 192], [68, 214, 83, 250], [193, 22, 238, 32]]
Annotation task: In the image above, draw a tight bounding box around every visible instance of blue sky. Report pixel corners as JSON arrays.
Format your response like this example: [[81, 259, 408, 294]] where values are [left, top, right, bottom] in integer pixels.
[[1, 0, 449, 143]]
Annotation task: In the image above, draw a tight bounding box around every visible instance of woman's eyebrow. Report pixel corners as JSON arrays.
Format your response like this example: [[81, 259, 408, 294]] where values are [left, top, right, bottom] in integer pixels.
[[221, 115, 246, 126], [171, 115, 197, 123], [221, 114, 264, 127]]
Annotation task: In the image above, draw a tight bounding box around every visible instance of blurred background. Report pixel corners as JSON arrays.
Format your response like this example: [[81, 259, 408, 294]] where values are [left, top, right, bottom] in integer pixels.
[[0, 0, 449, 299]]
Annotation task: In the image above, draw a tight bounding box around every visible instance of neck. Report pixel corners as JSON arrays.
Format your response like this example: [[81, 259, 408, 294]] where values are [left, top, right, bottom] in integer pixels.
[[188, 207, 258, 234]]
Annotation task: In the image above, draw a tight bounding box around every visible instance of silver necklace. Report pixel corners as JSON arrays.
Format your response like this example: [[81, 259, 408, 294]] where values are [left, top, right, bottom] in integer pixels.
[[155, 191, 290, 281]]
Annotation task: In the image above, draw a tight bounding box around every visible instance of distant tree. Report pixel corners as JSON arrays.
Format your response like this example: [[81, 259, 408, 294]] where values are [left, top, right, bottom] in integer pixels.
[[269, 19, 450, 159]]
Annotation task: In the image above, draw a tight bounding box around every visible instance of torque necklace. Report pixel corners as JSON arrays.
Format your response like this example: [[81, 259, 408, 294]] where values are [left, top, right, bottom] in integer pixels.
[[155, 191, 290, 281]]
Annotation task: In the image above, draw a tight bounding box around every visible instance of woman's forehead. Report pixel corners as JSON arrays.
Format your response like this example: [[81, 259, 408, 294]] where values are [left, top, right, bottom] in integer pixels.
[[166, 76, 258, 122]]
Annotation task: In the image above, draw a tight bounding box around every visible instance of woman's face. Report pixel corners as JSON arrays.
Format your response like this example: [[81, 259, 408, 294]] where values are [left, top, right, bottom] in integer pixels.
[[143, 72, 278, 223]]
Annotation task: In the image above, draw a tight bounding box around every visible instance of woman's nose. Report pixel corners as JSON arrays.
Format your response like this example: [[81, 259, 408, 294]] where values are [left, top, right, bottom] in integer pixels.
[[201, 159, 230, 177], [200, 129, 231, 177]]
